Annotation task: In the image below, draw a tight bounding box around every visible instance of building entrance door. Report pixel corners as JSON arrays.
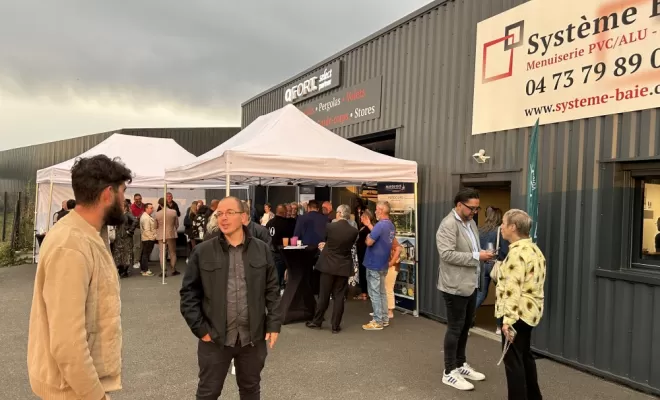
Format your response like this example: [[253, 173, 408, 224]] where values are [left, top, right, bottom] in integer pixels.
[[467, 182, 511, 334]]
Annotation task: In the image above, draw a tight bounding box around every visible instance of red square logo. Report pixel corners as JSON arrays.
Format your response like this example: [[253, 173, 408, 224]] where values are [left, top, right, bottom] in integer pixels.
[[482, 34, 514, 84]]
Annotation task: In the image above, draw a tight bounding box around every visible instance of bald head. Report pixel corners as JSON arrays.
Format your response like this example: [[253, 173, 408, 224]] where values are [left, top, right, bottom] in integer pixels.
[[322, 201, 333, 215], [219, 196, 242, 210], [276, 204, 287, 217]]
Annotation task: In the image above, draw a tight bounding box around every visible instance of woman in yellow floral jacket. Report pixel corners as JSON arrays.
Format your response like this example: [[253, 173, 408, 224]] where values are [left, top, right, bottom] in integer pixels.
[[496, 209, 546, 400]]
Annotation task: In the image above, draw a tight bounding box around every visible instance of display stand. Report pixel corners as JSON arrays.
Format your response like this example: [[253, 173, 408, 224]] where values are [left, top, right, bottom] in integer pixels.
[[377, 182, 419, 316]]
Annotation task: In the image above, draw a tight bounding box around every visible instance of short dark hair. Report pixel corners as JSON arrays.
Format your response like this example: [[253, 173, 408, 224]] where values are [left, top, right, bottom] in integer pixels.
[[307, 200, 319, 210], [144, 202, 153, 209], [66, 199, 76, 209], [265, 203, 272, 209], [70, 155, 133, 206], [134, 193, 142, 198], [454, 188, 479, 206], [158, 197, 164, 207]]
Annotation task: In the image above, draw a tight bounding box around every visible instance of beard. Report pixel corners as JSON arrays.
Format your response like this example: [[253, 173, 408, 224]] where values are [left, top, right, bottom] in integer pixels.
[[104, 199, 126, 226]]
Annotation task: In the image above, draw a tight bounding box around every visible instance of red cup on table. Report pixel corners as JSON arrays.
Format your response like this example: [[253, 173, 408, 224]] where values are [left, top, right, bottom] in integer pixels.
[[290, 237, 298, 246]]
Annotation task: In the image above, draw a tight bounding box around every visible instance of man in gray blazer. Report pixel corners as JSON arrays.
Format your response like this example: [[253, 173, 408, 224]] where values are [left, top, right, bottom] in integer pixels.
[[436, 188, 494, 391]]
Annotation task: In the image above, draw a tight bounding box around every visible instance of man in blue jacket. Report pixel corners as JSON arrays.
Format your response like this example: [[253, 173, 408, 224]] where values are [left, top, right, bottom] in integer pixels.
[[292, 200, 328, 246]]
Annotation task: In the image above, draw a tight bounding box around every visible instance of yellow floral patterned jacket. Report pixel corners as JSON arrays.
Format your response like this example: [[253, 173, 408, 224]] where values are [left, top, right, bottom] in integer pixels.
[[495, 238, 546, 327]]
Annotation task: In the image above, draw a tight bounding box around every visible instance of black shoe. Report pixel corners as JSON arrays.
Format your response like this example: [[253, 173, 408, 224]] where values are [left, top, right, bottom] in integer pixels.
[[305, 321, 322, 330], [158, 272, 168, 278], [172, 270, 181, 276], [332, 327, 341, 334]]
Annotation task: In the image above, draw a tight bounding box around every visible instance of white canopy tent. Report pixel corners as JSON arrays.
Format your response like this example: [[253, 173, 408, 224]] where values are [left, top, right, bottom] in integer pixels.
[[165, 104, 420, 313], [164, 104, 418, 187], [33, 134, 245, 271]]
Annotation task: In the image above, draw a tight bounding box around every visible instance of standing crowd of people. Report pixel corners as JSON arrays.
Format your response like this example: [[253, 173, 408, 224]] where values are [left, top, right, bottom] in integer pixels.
[[27, 154, 546, 400], [106, 191, 185, 278]]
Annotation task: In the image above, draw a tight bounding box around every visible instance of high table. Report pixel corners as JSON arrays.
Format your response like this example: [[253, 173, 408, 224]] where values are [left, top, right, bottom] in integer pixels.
[[279, 246, 319, 325]]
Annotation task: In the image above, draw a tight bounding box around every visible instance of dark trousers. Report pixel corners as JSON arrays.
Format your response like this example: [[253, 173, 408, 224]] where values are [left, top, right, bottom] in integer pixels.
[[140, 240, 156, 272], [502, 321, 542, 400], [196, 339, 268, 400], [272, 251, 286, 289], [312, 272, 349, 329], [442, 290, 477, 373], [358, 263, 368, 294]]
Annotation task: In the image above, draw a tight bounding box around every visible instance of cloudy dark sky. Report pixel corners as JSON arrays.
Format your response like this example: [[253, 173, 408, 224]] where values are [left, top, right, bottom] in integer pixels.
[[0, 0, 431, 150]]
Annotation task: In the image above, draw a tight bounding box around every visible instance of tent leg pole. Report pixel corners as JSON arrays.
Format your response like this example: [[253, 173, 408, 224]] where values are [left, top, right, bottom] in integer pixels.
[[226, 174, 230, 197], [413, 182, 419, 317], [162, 184, 167, 285], [32, 182, 39, 264], [46, 182, 54, 233]]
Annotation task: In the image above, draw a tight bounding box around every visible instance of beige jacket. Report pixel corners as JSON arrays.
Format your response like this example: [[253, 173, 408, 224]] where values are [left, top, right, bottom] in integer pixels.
[[154, 208, 179, 241], [28, 210, 122, 400], [140, 212, 157, 241]]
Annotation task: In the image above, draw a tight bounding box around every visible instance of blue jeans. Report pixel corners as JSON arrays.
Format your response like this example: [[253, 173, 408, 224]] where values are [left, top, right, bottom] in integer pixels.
[[476, 262, 502, 328], [476, 262, 494, 309], [366, 269, 388, 324]]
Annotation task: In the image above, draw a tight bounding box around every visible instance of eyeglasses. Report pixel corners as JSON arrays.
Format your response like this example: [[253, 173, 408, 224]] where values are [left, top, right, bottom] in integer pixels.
[[216, 210, 244, 218], [461, 202, 481, 213]]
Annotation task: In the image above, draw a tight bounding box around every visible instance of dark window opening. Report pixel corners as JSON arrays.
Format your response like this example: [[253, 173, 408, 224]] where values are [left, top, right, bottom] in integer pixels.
[[350, 130, 396, 157], [632, 174, 660, 271]]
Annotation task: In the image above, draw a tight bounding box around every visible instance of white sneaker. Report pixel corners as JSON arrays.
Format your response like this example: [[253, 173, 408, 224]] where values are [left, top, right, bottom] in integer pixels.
[[458, 363, 486, 381], [186, 258, 189, 264], [133, 263, 140, 269], [369, 312, 374, 317], [495, 327, 502, 335], [442, 369, 474, 391]]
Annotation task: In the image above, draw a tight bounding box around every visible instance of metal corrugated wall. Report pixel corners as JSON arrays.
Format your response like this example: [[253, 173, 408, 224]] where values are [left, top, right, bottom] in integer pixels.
[[241, 0, 660, 394], [0, 127, 240, 191]]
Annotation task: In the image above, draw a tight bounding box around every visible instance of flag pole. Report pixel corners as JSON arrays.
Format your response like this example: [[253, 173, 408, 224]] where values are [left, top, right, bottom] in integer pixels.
[[526, 118, 540, 242]]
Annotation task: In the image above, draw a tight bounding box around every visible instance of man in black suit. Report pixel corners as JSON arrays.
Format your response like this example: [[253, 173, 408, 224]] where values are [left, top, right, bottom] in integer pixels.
[[306, 204, 358, 333]]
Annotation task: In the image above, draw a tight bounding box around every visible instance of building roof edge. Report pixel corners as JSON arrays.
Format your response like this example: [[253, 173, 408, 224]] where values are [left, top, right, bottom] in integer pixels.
[[241, 0, 449, 107]]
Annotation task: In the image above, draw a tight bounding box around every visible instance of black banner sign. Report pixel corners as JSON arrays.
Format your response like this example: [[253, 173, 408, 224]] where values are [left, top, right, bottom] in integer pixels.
[[298, 76, 382, 129]]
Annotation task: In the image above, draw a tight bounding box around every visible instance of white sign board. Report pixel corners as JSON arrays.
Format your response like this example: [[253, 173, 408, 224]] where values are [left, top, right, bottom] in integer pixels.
[[472, 0, 660, 135]]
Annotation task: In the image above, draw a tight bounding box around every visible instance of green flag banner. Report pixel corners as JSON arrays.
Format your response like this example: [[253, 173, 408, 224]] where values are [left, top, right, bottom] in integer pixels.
[[526, 119, 539, 242]]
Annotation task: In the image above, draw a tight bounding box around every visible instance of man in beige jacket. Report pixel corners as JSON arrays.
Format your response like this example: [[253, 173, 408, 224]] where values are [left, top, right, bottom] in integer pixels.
[[155, 197, 180, 277], [28, 154, 133, 400]]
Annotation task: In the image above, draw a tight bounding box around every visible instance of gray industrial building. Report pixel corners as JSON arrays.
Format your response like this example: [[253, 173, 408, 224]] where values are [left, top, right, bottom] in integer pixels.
[[241, 0, 660, 395], [0, 127, 241, 195]]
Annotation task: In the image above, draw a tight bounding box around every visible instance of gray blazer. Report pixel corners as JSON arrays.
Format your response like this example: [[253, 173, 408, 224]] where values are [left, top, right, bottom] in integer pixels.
[[436, 211, 481, 296]]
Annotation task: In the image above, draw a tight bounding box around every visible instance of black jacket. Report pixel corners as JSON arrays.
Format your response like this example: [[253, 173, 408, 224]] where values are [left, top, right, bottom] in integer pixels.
[[315, 219, 358, 277], [158, 201, 181, 217], [180, 226, 282, 344]]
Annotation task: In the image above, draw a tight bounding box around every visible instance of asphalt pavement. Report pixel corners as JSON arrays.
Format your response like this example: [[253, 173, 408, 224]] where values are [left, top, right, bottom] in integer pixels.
[[0, 262, 655, 400]]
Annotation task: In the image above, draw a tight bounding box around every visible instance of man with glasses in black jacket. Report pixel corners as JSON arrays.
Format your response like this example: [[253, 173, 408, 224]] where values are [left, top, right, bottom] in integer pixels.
[[180, 196, 281, 400]]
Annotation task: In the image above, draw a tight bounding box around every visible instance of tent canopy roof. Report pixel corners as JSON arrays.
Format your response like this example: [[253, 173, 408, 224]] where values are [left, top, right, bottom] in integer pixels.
[[165, 104, 418, 186], [36, 134, 218, 188]]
